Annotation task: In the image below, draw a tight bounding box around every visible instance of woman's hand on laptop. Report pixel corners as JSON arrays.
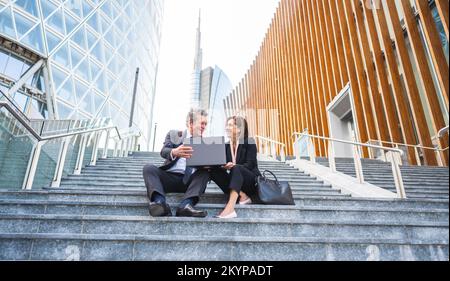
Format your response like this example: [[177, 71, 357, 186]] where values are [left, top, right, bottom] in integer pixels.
[[222, 162, 235, 170], [172, 145, 194, 159]]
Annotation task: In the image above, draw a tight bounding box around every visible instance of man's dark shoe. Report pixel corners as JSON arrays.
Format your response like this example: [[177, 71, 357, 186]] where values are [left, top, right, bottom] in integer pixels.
[[149, 202, 172, 217], [176, 204, 207, 218]]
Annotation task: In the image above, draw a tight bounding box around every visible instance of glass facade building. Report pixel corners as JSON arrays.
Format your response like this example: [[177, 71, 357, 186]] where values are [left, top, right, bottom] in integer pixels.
[[207, 66, 232, 137], [0, 0, 164, 150]]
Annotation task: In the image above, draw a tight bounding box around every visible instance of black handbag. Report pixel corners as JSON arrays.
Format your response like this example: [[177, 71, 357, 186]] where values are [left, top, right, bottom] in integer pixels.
[[256, 170, 295, 205]]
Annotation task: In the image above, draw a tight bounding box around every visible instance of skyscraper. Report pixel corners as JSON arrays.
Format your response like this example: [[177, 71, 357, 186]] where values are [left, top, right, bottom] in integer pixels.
[[189, 10, 232, 136], [0, 0, 164, 150]]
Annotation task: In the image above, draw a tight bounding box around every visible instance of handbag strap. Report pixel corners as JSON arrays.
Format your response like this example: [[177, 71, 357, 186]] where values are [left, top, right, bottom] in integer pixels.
[[262, 170, 279, 183]]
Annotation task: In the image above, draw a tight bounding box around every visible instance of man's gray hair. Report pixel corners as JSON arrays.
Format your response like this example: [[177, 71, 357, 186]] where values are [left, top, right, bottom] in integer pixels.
[[186, 108, 208, 125]]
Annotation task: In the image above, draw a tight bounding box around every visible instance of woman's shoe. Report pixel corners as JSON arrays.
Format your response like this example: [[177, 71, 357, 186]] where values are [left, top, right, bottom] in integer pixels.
[[239, 198, 252, 205], [215, 211, 237, 219]]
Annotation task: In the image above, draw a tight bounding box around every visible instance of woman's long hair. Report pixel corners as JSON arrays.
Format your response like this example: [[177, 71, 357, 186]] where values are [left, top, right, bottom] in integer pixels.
[[227, 116, 249, 144]]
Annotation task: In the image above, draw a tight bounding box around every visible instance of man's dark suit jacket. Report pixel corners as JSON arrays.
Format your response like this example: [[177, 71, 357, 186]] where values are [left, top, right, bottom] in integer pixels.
[[159, 130, 188, 171]]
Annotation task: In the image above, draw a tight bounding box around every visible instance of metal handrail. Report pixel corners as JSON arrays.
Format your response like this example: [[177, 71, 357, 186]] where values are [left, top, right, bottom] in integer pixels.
[[0, 101, 141, 190], [1, 101, 122, 141], [438, 126, 449, 138], [292, 133, 404, 155], [366, 138, 448, 167], [0, 89, 30, 122], [254, 135, 286, 162], [292, 131, 406, 199]]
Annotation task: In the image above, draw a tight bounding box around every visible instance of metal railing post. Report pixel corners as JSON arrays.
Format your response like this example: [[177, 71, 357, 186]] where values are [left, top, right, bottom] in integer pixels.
[[74, 134, 88, 175], [51, 137, 71, 188], [436, 148, 444, 167], [307, 137, 316, 164], [280, 146, 286, 162], [101, 129, 111, 159], [113, 140, 119, 157], [22, 140, 44, 190], [352, 143, 365, 184], [258, 139, 263, 154], [271, 142, 276, 160], [328, 141, 336, 172], [414, 146, 421, 166], [118, 139, 124, 157], [90, 131, 101, 166], [124, 138, 131, 157], [391, 152, 407, 199]]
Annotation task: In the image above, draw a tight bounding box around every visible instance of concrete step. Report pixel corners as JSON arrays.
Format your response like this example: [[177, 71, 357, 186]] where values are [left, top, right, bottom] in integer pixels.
[[59, 180, 333, 189], [81, 168, 314, 178], [59, 182, 335, 193], [65, 174, 323, 183], [1, 190, 446, 209], [0, 213, 447, 243], [0, 199, 447, 223], [1, 233, 447, 261], [55, 186, 344, 197]]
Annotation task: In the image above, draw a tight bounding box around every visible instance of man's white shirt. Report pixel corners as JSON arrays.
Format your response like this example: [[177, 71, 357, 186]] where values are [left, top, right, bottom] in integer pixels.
[[166, 131, 196, 175]]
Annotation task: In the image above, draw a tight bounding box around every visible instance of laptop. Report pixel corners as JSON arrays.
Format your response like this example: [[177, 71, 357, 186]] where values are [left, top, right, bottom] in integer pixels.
[[183, 136, 227, 167]]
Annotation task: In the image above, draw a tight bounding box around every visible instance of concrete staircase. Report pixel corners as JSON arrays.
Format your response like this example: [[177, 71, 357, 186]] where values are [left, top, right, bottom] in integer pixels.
[[315, 158, 449, 200], [0, 152, 448, 260]]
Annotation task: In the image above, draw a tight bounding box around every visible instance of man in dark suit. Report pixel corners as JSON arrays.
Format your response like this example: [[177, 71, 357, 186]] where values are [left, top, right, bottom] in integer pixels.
[[142, 109, 210, 217]]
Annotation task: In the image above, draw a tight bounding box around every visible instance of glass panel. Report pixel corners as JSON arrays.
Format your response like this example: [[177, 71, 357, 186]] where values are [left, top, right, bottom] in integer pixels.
[[87, 11, 100, 32], [70, 44, 84, 68], [13, 0, 39, 18], [92, 90, 105, 114], [78, 90, 93, 113], [94, 71, 106, 93], [82, 132, 95, 168], [47, 8, 65, 35], [75, 57, 90, 82], [45, 30, 62, 53], [11, 91, 28, 112], [0, 7, 17, 39], [32, 138, 63, 188], [431, 6, 449, 63], [64, 0, 82, 19], [72, 25, 87, 50], [56, 100, 73, 119], [14, 11, 35, 39], [0, 107, 36, 190], [64, 11, 77, 34], [53, 42, 71, 67], [61, 134, 81, 177], [89, 58, 101, 83], [51, 65, 68, 90], [20, 23, 45, 53], [82, 1, 92, 18], [85, 27, 97, 50], [57, 77, 77, 105], [0, 50, 9, 73], [40, 0, 58, 19], [74, 79, 89, 99], [91, 40, 104, 63], [4, 55, 25, 80]]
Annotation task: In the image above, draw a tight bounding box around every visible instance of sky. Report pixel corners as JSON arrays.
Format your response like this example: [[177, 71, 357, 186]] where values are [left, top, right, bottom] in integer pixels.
[[151, 0, 280, 151]]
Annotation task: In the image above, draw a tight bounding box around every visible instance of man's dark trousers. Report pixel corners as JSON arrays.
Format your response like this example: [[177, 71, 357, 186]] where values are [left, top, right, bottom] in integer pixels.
[[143, 164, 210, 205]]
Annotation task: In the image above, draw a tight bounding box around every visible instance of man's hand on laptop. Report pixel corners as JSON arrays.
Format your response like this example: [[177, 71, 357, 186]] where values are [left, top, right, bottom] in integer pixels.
[[172, 145, 194, 159], [222, 162, 235, 170]]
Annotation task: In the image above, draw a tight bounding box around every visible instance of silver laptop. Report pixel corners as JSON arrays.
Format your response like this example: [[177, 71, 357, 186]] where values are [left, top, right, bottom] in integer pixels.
[[183, 136, 227, 167]]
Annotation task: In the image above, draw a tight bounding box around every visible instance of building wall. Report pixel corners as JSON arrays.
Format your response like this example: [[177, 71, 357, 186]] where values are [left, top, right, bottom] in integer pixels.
[[224, 0, 449, 166], [207, 66, 232, 137], [0, 0, 164, 151]]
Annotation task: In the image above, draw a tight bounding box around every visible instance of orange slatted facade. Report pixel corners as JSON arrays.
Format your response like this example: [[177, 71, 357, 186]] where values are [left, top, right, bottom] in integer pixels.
[[223, 0, 449, 166]]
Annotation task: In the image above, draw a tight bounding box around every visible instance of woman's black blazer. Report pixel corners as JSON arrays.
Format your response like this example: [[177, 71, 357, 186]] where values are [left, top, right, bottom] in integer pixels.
[[225, 137, 261, 177]]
